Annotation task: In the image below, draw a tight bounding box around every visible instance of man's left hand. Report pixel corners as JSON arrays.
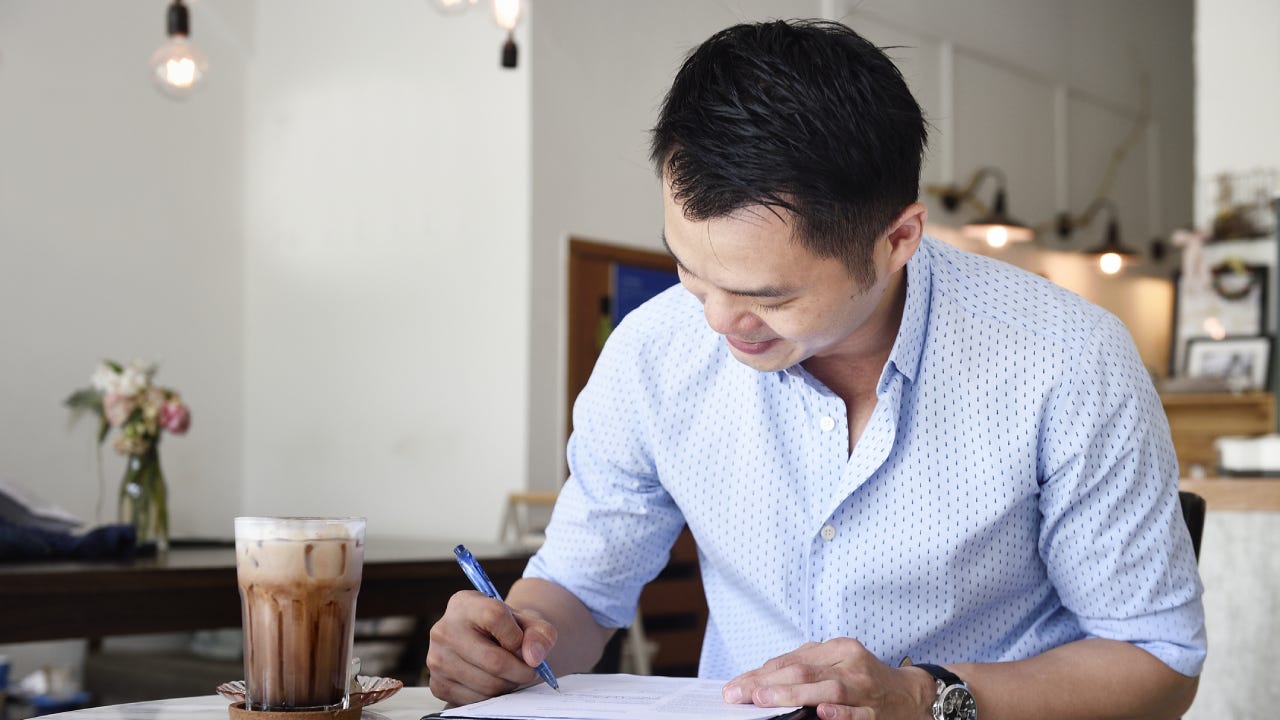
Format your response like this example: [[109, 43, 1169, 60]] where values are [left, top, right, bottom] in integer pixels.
[[722, 638, 936, 720]]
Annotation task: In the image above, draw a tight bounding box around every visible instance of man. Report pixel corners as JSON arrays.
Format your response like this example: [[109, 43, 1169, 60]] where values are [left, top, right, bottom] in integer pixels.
[[427, 20, 1205, 720]]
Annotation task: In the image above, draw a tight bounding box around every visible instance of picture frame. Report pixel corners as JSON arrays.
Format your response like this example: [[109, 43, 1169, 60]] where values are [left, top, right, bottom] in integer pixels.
[[1170, 263, 1269, 376], [1184, 335, 1273, 391]]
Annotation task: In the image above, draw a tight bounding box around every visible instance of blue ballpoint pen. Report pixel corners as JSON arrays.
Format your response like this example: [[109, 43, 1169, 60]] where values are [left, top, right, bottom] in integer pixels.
[[453, 544, 561, 693]]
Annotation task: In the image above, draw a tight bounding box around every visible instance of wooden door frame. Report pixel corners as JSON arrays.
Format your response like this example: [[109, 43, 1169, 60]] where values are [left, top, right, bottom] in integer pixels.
[[566, 237, 677, 441]]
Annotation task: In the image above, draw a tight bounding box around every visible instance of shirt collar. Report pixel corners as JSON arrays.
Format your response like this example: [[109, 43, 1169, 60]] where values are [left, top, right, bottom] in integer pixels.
[[882, 235, 933, 386]]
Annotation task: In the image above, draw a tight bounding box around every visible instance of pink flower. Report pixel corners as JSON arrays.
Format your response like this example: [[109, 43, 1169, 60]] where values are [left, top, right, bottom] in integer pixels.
[[102, 391, 135, 427], [160, 401, 191, 434]]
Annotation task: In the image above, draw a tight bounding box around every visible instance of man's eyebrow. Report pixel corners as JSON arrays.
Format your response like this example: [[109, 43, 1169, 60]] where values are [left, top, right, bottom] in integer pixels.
[[660, 232, 796, 299], [660, 233, 692, 275]]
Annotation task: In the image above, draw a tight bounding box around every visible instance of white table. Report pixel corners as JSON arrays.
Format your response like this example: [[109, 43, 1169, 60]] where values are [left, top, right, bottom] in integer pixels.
[[38, 688, 447, 720]]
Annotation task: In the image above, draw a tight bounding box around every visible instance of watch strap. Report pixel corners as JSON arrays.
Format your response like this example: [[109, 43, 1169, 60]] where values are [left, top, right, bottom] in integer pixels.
[[914, 663, 965, 688]]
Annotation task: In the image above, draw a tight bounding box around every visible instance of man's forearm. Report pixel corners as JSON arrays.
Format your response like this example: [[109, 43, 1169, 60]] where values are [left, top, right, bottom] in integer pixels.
[[950, 638, 1198, 720], [506, 577, 617, 675]]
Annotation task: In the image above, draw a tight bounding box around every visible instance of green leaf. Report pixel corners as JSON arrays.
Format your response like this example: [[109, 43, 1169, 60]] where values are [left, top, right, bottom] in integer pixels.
[[64, 388, 102, 411], [65, 388, 108, 446]]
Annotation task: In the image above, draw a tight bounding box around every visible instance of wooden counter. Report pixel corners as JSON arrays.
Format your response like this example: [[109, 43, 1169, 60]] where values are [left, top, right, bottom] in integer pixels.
[[1179, 476, 1280, 511], [0, 538, 530, 645], [1161, 391, 1274, 471]]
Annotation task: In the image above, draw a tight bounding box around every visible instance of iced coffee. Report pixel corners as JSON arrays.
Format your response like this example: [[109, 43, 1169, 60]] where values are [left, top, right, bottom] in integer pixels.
[[234, 517, 365, 712]]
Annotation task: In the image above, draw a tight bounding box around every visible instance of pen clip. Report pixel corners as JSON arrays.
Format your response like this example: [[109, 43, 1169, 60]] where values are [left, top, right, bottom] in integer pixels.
[[454, 544, 500, 599]]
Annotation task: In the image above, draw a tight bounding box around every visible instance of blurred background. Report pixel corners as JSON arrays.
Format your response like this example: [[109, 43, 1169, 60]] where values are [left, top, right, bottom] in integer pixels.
[[1, 1, 1277, 718]]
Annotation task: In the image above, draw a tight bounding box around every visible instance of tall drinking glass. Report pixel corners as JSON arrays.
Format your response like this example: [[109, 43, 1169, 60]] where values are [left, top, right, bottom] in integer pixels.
[[234, 517, 365, 711]]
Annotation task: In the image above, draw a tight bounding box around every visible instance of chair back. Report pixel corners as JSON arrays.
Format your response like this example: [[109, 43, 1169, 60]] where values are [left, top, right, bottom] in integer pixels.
[[1178, 491, 1206, 562], [499, 491, 559, 547]]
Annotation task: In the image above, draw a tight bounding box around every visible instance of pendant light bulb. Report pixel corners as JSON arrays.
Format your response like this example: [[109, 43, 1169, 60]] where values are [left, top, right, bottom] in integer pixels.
[[492, 0, 521, 30], [151, 0, 207, 99], [1098, 252, 1123, 275]]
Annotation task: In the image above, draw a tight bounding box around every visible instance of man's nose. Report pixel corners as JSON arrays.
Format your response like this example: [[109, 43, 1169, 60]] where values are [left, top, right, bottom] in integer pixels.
[[702, 294, 757, 336]]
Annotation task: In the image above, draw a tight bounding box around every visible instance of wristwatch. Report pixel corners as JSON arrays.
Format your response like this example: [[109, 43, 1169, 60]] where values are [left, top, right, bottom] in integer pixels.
[[913, 663, 977, 720]]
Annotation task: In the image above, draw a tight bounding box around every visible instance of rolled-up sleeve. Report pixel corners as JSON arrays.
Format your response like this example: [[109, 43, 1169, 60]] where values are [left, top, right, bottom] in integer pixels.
[[1037, 313, 1206, 676], [524, 318, 686, 629]]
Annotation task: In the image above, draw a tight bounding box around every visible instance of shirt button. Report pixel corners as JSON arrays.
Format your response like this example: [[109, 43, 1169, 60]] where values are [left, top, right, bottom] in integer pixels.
[[819, 416, 836, 432], [820, 524, 836, 541]]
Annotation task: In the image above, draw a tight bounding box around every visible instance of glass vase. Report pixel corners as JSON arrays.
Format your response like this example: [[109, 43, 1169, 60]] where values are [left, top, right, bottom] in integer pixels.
[[119, 444, 170, 552]]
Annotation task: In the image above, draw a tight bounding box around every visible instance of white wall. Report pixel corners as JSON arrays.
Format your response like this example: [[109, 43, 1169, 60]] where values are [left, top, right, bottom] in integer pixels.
[[0, 0, 528, 681], [1195, 0, 1280, 226], [0, 0, 249, 537], [845, 0, 1193, 237], [0, 0, 251, 683], [0, 0, 528, 549], [240, 1, 530, 538]]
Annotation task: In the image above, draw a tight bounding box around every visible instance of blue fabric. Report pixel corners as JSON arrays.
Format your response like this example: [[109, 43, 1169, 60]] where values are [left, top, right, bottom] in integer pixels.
[[526, 236, 1206, 680], [0, 519, 138, 562]]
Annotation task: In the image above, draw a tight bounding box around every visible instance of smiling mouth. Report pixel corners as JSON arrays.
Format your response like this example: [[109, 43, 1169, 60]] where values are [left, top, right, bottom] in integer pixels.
[[726, 337, 781, 355]]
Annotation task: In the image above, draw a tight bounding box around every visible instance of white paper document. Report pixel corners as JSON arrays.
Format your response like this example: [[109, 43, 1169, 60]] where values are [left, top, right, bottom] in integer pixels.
[[438, 674, 803, 720]]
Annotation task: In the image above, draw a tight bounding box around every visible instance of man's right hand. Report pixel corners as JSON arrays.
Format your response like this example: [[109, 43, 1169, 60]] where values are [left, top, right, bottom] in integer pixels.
[[426, 589, 559, 705]]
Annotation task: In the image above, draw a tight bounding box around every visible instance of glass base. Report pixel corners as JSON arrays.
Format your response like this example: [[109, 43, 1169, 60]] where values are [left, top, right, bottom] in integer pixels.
[[228, 701, 361, 720]]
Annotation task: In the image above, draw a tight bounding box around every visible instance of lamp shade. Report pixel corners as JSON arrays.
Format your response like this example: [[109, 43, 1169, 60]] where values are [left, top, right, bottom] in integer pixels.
[[1082, 219, 1138, 256], [1082, 213, 1139, 275], [961, 188, 1035, 247]]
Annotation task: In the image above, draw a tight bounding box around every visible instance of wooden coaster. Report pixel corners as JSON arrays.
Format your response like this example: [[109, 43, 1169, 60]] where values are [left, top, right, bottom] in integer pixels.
[[228, 701, 362, 720]]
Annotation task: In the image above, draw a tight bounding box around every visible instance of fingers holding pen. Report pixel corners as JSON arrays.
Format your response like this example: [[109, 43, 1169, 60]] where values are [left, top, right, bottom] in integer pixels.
[[427, 590, 544, 704], [462, 590, 528, 653], [458, 593, 559, 672], [511, 606, 558, 668]]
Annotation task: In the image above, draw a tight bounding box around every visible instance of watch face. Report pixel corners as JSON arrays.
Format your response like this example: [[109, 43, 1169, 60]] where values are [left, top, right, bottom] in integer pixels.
[[939, 685, 977, 720]]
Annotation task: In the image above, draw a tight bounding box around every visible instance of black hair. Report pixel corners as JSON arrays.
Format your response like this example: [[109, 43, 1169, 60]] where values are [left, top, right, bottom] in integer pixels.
[[650, 19, 927, 286]]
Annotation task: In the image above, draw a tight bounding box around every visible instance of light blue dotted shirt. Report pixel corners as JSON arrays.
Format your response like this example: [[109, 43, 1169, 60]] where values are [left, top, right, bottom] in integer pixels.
[[526, 236, 1206, 679]]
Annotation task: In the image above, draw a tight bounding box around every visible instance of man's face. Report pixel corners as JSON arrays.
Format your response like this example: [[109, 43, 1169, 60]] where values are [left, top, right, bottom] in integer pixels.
[[662, 181, 898, 373]]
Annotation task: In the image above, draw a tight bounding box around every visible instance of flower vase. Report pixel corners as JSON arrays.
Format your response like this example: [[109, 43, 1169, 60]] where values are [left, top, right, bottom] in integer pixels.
[[119, 445, 170, 552]]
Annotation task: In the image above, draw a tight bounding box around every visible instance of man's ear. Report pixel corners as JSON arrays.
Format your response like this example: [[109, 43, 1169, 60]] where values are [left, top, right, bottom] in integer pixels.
[[882, 202, 927, 272]]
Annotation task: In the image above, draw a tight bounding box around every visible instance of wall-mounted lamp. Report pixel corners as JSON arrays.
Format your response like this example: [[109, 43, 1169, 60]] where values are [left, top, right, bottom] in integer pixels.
[[150, 0, 207, 99], [928, 167, 1035, 248], [1058, 198, 1140, 275]]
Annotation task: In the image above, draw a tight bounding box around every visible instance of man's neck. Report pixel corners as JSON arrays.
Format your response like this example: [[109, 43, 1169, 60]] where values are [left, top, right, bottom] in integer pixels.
[[802, 267, 909, 402]]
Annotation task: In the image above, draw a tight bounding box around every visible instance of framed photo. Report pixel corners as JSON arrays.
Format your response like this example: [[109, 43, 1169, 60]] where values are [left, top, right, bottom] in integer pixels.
[[1184, 335, 1273, 391], [1170, 263, 1269, 376]]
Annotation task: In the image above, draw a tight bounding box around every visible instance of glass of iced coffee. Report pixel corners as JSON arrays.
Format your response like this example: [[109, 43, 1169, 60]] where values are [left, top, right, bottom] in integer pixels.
[[234, 517, 366, 712]]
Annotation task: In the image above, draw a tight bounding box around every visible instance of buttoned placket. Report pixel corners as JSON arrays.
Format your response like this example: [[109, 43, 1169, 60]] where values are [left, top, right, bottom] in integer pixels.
[[807, 370, 906, 643], [804, 385, 849, 643]]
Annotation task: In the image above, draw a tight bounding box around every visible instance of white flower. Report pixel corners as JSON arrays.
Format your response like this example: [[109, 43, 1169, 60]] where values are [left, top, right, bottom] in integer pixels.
[[118, 361, 153, 397], [90, 363, 121, 393]]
